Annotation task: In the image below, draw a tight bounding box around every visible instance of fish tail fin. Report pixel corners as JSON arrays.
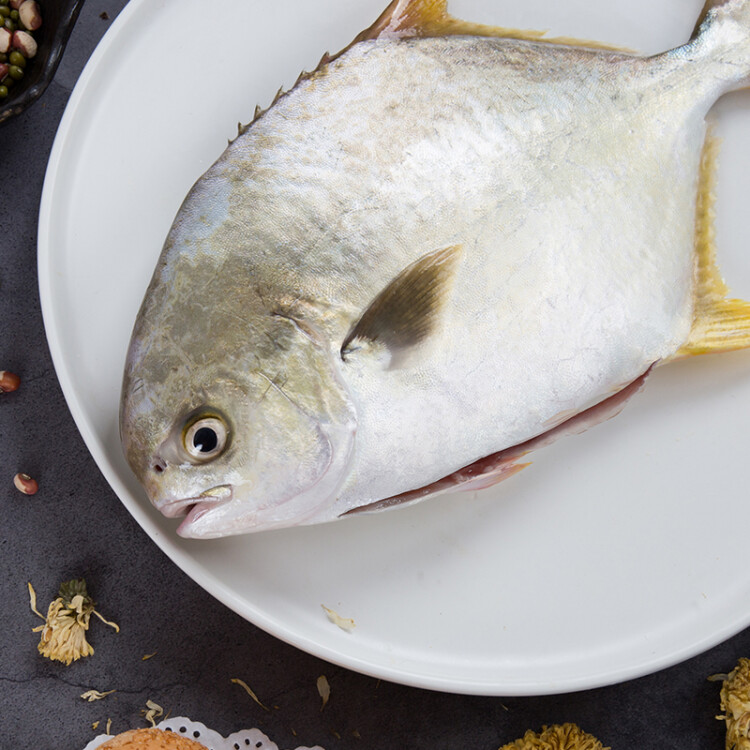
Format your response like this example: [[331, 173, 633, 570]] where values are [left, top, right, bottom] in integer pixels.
[[673, 129, 750, 359], [693, 0, 750, 34], [691, 0, 750, 91]]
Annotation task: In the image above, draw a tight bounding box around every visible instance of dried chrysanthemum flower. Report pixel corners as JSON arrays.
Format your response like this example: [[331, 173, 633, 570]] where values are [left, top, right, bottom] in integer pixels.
[[715, 658, 750, 749], [498, 723, 609, 750], [28, 579, 119, 665]]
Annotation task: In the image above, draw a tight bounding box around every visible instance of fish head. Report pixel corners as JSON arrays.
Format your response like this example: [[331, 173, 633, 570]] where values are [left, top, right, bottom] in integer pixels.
[[122, 372, 354, 540], [120, 202, 357, 538]]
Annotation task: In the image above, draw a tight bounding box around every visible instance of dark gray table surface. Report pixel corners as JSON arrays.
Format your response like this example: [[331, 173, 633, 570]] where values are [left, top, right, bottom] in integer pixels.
[[1, 2, 747, 748]]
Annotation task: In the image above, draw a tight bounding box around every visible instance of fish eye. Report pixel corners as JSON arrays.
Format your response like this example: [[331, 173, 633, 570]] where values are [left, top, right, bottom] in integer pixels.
[[183, 415, 229, 462]]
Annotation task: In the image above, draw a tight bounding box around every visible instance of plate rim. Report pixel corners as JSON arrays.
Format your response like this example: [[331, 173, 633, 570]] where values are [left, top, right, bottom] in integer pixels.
[[36, 0, 750, 696]]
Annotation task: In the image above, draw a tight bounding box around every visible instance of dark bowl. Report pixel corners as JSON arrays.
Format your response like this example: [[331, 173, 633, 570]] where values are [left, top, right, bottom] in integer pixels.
[[0, 0, 85, 125]]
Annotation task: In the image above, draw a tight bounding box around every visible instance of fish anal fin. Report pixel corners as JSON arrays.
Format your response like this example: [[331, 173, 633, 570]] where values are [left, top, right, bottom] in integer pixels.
[[675, 129, 750, 359], [341, 244, 462, 362], [353, 0, 630, 52], [451, 459, 530, 493], [342, 367, 653, 518], [342, 459, 530, 517]]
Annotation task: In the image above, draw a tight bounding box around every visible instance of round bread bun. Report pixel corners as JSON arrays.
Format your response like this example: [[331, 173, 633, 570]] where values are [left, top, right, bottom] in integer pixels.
[[98, 727, 207, 749]]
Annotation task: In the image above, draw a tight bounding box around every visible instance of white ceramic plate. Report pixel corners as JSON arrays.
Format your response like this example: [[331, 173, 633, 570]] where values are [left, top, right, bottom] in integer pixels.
[[39, 0, 750, 695]]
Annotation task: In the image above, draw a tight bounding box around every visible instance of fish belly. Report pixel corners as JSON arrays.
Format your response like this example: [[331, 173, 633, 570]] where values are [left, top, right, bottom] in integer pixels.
[[219, 36, 716, 522]]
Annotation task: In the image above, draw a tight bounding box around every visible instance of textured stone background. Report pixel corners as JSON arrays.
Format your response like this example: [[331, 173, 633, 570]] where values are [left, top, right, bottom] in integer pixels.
[[1, 2, 747, 748]]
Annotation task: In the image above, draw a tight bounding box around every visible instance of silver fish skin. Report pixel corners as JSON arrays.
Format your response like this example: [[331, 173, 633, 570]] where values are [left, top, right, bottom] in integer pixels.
[[120, 0, 750, 538]]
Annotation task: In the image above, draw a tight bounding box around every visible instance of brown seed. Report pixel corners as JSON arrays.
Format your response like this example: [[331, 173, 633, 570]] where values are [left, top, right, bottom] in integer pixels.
[[13, 473, 38, 495], [12, 30, 36, 58], [18, 1, 41, 31], [0, 371, 20, 393], [0, 27, 11, 55]]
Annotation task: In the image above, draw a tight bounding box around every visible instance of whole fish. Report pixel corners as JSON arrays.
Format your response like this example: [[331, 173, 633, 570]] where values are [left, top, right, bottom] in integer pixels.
[[120, 0, 750, 538]]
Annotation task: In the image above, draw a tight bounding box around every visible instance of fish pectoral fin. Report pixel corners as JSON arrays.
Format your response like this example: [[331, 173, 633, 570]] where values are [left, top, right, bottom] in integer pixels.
[[340, 244, 462, 364], [674, 130, 750, 359], [354, 0, 631, 52]]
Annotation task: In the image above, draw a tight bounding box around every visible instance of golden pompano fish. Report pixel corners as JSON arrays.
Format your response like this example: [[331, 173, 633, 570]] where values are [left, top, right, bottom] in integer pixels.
[[121, 0, 750, 538]]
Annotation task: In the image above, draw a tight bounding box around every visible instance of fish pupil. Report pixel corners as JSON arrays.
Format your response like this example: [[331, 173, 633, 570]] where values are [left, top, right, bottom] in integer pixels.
[[193, 426, 218, 453]]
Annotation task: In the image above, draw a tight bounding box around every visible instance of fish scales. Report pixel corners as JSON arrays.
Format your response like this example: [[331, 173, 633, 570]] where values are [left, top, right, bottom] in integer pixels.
[[121, 0, 750, 537]]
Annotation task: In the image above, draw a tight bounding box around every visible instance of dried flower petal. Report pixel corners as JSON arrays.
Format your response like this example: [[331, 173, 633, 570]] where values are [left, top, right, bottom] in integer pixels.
[[231, 678, 269, 711], [317, 675, 330, 711], [142, 699, 164, 727], [81, 689, 116, 702], [28, 582, 44, 620], [498, 723, 608, 750], [92, 608, 120, 632], [142, 652, 157, 661], [321, 604, 355, 632]]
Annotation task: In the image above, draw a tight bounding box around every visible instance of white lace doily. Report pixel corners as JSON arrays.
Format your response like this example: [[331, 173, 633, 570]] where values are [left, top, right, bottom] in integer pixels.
[[82, 717, 325, 750]]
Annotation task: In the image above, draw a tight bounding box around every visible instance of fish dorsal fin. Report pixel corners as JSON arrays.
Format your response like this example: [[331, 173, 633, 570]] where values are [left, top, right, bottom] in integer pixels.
[[241, 1, 629, 134], [341, 244, 462, 362], [354, 0, 631, 52], [674, 129, 750, 359], [355, 0, 544, 43]]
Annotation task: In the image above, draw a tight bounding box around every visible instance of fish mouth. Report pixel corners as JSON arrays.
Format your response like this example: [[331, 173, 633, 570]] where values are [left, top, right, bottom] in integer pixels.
[[157, 485, 233, 520]]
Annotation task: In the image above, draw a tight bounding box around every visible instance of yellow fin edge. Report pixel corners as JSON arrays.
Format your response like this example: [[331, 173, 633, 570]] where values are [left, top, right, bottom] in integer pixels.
[[355, 0, 633, 53], [674, 128, 750, 359]]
